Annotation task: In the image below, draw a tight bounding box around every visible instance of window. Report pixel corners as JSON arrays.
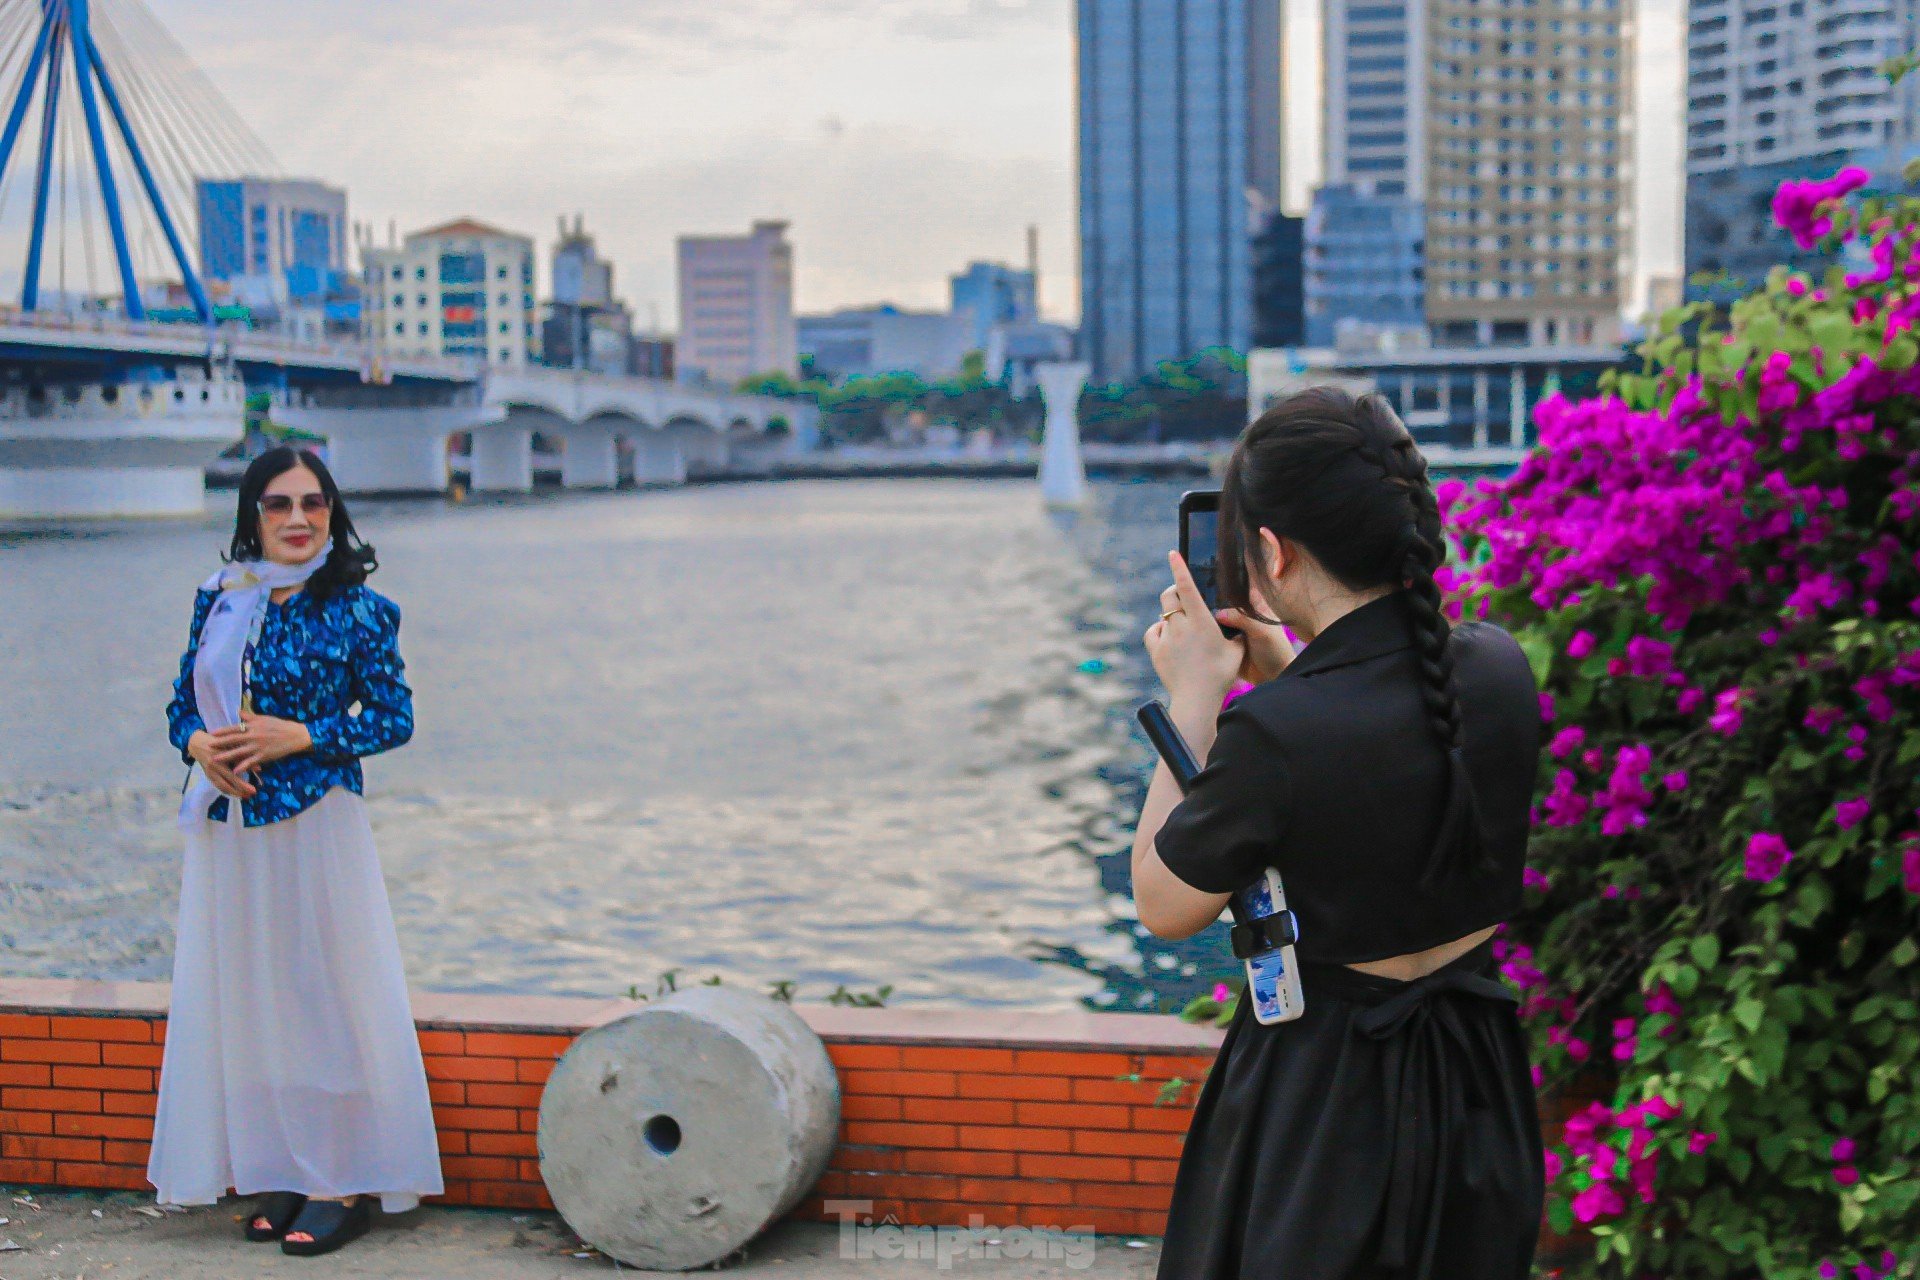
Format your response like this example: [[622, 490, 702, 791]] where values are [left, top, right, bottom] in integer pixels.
[[392, 322, 404, 334]]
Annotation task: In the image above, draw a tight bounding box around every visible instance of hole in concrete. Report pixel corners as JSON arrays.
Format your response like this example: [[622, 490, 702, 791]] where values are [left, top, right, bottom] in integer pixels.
[[643, 1114, 681, 1156]]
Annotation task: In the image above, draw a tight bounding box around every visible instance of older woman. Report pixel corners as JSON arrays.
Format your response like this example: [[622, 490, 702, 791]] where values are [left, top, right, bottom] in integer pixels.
[[149, 447, 442, 1257]]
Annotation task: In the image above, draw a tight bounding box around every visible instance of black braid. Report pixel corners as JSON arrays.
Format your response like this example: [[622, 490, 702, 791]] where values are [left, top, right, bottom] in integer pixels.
[[1219, 386, 1493, 890]]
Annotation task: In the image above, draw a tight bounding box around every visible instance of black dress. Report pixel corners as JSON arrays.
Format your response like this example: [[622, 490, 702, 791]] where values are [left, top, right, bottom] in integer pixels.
[[1151, 593, 1545, 1280]]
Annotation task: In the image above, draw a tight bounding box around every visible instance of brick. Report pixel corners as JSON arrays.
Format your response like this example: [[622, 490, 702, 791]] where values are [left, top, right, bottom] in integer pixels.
[[897, 1046, 1017, 1073], [464, 1083, 545, 1109], [0, 1156, 58, 1183], [418, 1030, 466, 1055], [53, 1065, 151, 1092], [463, 1033, 571, 1059], [0, 1062, 52, 1087], [4, 1039, 101, 1065], [516, 1059, 555, 1085], [1134, 1157, 1182, 1184], [0, 1014, 52, 1039], [1015, 1101, 1130, 1130], [50, 1017, 151, 1043], [435, 1106, 519, 1133], [518, 1110, 541, 1133], [152, 1021, 167, 1044], [839, 1094, 901, 1122], [1010, 1050, 1135, 1078], [469, 1131, 539, 1158], [54, 1114, 152, 1140], [4, 1086, 101, 1113], [899, 1097, 1015, 1126], [424, 1055, 519, 1083], [1078, 1183, 1174, 1211], [103, 1091, 156, 1117], [825, 1043, 902, 1070], [841, 1171, 961, 1202], [518, 1160, 544, 1183], [898, 1148, 1017, 1178], [1132, 1105, 1196, 1132], [830, 1145, 904, 1173], [57, 1162, 150, 1191], [957, 1073, 1072, 1101], [842, 1120, 957, 1148], [437, 1130, 467, 1155], [1072, 1206, 1153, 1236], [102, 1140, 152, 1166], [1072, 1130, 1185, 1158], [0, 1110, 52, 1135], [460, 1181, 552, 1210], [955, 1125, 1071, 1154], [841, 1069, 957, 1098], [1016, 1153, 1133, 1181], [1070, 1077, 1163, 1104], [956, 1177, 1075, 1207], [442, 1155, 519, 1181], [101, 1043, 165, 1068], [428, 1080, 465, 1107], [3, 1134, 102, 1162]]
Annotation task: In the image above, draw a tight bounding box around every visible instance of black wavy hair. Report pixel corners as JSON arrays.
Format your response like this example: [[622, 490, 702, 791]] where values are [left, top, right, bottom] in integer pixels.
[[1217, 385, 1487, 887], [227, 446, 377, 601]]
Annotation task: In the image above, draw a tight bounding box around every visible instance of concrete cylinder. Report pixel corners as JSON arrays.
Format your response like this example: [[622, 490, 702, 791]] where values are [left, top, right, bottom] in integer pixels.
[[537, 987, 840, 1271]]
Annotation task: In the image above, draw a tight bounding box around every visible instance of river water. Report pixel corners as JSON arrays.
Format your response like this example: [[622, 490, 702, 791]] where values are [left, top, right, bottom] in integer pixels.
[[0, 478, 1237, 1011]]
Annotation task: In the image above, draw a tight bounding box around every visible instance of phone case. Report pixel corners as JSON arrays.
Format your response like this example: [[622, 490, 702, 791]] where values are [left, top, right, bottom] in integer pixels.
[[1237, 868, 1306, 1024]]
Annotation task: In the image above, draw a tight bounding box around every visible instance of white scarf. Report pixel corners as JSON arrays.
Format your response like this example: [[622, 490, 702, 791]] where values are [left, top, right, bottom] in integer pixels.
[[177, 541, 333, 830]]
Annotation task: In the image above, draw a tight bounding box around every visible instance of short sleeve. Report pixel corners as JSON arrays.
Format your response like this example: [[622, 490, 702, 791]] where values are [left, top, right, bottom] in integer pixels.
[[1152, 704, 1291, 894]]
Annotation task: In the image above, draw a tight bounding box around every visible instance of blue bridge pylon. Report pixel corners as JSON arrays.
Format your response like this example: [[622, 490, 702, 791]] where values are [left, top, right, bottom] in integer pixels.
[[0, 0, 275, 325]]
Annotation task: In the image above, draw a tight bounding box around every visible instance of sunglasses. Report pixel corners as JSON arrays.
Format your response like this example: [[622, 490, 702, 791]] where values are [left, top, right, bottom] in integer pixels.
[[258, 492, 332, 517]]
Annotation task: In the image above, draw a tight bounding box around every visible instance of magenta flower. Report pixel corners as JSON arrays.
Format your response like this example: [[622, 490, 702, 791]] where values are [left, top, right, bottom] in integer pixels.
[[1830, 1137, 1857, 1163], [1709, 687, 1745, 735], [1570, 1181, 1625, 1224], [1834, 796, 1871, 830], [1212, 982, 1232, 1003], [1567, 630, 1597, 659], [1687, 1131, 1718, 1155], [1744, 832, 1794, 882], [1548, 725, 1585, 758]]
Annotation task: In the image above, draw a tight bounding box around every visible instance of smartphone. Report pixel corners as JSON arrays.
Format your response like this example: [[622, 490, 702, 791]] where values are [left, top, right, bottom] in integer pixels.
[[1178, 490, 1240, 639]]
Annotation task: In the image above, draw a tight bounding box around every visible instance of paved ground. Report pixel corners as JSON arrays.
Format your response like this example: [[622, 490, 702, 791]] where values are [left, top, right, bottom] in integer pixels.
[[0, 1190, 1165, 1280]]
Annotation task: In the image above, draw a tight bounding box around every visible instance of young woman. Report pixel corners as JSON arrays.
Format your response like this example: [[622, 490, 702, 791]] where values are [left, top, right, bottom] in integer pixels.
[[1134, 389, 1545, 1280], [150, 447, 442, 1257]]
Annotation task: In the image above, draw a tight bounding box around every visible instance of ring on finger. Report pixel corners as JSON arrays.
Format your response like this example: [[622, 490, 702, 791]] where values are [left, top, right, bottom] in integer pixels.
[[1161, 608, 1184, 621]]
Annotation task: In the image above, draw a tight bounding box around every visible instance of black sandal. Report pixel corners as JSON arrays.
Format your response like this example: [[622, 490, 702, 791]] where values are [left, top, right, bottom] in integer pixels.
[[243, 1191, 308, 1242], [280, 1196, 373, 1257]]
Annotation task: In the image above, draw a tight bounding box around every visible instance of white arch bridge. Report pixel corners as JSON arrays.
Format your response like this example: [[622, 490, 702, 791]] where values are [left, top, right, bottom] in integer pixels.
[[281, 368, 815, 496]]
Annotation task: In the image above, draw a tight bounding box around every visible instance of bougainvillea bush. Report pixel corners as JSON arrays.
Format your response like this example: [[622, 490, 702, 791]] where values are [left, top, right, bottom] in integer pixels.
[[1442, 169, 1920, 1277]]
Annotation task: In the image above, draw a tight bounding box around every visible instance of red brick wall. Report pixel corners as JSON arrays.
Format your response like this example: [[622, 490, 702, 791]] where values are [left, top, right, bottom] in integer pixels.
[[0, 979, 1580, 1252]]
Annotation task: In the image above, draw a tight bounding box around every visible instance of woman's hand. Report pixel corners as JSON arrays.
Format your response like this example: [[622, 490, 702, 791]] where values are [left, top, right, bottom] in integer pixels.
[[206, 710, 313, 776], [187, 729, 258, 799], [1215, 605, 1296, 685], [1144, 551, 1246, 710]]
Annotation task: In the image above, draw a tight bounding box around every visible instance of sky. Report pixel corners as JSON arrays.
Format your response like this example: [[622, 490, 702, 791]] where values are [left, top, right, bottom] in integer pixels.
[[12, 0, 1684, 328]]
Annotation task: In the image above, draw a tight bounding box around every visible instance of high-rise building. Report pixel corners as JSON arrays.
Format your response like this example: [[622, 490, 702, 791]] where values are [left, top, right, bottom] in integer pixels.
[[543, 215, 636, 373], [1685, 0, 1920, 300], [552, 214, 615, 309], [362, 219, 537, 367], [197, 177, 347, 285], [1316, 0, 1631, 346], [1252, 210, 1308, 348], [675, 220, 797, 386], [950, 261, 1038, 352], [1076, 0, 1284, 382]]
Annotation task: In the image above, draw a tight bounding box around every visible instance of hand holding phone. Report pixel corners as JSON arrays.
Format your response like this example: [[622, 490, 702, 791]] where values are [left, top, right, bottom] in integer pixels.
[[1178, 490, 1241, 640]]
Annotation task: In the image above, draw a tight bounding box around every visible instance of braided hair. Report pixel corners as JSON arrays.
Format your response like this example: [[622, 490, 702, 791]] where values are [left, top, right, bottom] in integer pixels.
[[1217, 386, 1489, 888]]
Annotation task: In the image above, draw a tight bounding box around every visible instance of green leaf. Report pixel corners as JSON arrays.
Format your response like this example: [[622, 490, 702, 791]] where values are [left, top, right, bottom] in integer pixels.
[[1690, 936, 1722, 971], [1734, 998, 1765, 1033]]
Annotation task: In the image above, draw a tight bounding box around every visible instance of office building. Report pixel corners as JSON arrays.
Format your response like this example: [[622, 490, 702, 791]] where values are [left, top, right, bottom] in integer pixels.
[[798, 305, 975, 383], [1305, 185, 1426, 346], [1076, 0, 1284, 381], [676, 220, 797, 386], [1252, 210, 1307, 348], [1685, 0, 1920, 299], [542, 215, 639, 374], [950, 261, 1038, 352], [197, 177, 347, 293], [1315, 0, 1631, 345], [362, 219, 537, 366]]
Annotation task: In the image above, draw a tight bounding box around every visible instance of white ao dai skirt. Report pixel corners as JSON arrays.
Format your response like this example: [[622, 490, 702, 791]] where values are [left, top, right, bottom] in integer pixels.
[[147, 787, 444, 1210]]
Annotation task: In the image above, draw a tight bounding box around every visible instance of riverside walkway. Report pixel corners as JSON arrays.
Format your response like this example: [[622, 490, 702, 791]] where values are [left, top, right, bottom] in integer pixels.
[[0, 1190, 1164, 1280]]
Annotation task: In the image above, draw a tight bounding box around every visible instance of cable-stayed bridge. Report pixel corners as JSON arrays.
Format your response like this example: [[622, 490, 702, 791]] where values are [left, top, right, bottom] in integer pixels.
[[0, 0, 803, 518]]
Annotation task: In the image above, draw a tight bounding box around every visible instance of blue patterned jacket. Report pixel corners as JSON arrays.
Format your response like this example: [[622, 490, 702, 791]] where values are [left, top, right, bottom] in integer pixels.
[[166, 583, 414, 827]]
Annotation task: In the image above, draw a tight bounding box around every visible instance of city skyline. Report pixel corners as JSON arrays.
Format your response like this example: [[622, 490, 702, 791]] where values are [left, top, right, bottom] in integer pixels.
[[0, 0, 1687, 329]]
